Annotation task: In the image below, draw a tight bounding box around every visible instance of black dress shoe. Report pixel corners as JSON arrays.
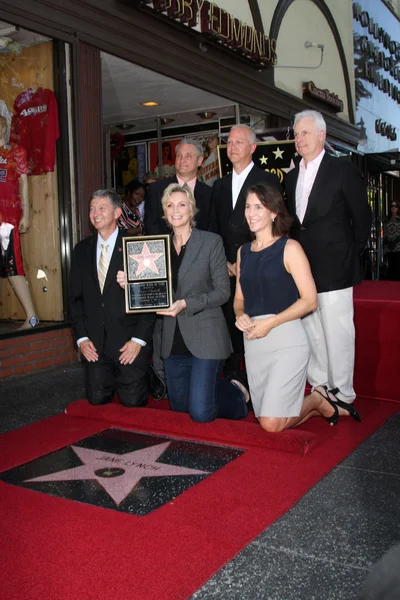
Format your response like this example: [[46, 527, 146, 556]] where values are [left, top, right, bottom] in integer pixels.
[[147, 365, 167, 401], [328, 388, 362, 422]]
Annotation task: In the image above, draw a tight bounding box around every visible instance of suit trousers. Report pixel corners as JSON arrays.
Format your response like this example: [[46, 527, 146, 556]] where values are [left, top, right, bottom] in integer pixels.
[[85, 351, 149, 407], [152, 316, 165, 380], [302, 287, 356, 403]]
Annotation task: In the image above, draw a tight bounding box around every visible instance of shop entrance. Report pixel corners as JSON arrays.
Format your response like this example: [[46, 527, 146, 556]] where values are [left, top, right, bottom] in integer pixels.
[[99, 51, 274, 195]]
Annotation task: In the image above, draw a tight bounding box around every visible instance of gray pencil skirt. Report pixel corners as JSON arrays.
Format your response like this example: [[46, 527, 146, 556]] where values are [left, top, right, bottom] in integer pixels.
[[244, 315, 310, 419]]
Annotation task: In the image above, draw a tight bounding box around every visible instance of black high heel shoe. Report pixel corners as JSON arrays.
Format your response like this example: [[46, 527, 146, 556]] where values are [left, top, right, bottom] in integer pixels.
[[328, 388, 362, 422], [314, 385, 339, 426]]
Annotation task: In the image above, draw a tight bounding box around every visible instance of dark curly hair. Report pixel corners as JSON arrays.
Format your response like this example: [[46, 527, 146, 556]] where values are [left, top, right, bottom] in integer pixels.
[[246, 183, 293, 237]]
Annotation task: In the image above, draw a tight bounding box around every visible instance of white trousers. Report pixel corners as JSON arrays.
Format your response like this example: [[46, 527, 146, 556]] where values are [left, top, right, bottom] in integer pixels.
[[302, 287, 356, 403]]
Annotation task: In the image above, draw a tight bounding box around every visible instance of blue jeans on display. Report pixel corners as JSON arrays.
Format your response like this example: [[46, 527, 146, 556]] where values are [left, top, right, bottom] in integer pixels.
[[164, 354, 248, 423]]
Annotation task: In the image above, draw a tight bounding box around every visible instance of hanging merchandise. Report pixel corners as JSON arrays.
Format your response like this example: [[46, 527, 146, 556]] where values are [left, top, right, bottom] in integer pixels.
[[11, 87, 60, 175], [0, 143, 29, 225]]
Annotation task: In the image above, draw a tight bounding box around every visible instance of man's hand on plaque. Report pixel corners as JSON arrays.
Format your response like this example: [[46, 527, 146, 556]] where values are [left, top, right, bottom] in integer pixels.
[[119, 340, 141, 365], [156, 299, 187, 318], [117, 270, 127, 289]]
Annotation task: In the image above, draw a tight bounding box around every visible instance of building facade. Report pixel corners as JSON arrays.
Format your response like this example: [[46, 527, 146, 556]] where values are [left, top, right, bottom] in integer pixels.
[[0, 0, 371, 373]]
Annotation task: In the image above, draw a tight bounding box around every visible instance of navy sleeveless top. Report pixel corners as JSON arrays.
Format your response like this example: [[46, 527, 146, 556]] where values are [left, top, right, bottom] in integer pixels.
[[240, 237, 299, 317]]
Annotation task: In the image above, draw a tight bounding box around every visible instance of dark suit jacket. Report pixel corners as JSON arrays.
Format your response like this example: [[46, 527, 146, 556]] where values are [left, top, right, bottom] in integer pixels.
[[285, 153, 371, 293], [69, 230, 155, 359], [144, 176, 214, 235], [210, 165, 281, 263]]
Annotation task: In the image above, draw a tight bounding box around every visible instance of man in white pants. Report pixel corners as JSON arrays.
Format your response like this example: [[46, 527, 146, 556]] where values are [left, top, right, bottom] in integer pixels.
[[285, 110, 371, 414]]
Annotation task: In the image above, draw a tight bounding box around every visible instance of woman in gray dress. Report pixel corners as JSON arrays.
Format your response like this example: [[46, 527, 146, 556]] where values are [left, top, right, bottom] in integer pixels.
[[234, 183, 355, 432]]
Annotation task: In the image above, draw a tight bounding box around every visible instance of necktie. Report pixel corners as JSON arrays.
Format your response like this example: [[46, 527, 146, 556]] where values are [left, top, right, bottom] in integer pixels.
[[98, 243, 110, 293]]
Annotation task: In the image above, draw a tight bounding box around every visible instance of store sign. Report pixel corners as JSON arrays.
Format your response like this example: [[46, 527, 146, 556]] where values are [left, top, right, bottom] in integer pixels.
[[302, 82, 344, 112], [353, 2, 400, 59], [375, 119, 397, 141], [353, 0, 400, 103], [138, 0, 277, 67], [353, 0, 399, 153]]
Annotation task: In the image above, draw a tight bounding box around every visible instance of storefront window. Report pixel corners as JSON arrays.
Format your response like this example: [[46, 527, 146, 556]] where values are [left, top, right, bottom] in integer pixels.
[[0, 25, 69, 334]]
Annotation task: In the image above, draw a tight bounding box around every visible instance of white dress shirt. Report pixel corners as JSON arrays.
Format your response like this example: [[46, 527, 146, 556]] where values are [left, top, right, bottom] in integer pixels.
[[295, 149, 325, 223], [232, 161, 254, 209], [77, 227, 146, 348]]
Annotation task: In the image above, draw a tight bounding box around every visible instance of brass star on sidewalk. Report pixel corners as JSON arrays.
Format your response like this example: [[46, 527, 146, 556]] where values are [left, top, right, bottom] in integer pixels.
[[26, 442, 210, 506]]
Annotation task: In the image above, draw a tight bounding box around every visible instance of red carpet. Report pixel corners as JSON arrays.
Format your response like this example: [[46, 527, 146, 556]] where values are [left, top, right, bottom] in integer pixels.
[[0, 397, 398, 600], [354, 281, 400, 402]]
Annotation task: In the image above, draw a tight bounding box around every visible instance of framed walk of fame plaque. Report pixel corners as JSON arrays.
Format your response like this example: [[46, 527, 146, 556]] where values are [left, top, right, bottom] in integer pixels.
[[122, 235, 173, 313]]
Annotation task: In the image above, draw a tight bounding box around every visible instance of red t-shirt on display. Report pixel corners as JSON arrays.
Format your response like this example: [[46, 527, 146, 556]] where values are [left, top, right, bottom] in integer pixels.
[[12, 87, 60, 176], [0, 144, 29, 224]]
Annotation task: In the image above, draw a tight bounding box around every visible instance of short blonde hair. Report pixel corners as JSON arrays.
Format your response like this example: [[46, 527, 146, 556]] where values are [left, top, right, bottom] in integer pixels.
[[161, 183, 198, 228]]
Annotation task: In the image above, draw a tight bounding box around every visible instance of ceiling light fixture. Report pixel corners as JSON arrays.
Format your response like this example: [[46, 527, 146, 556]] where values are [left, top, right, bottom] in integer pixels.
[[159, 117, 175, 125], [141, 101, 160, 107], [196, 111, 217, 120], [0, 25, 17, 37], [115, 123, 135, 131]]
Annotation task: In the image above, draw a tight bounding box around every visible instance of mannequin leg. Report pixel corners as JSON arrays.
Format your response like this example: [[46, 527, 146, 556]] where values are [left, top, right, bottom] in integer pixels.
[[8, 275, 39, 330]]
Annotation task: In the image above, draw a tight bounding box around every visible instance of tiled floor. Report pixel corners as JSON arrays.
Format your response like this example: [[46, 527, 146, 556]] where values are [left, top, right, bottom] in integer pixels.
[[1, 363, 399, 600]]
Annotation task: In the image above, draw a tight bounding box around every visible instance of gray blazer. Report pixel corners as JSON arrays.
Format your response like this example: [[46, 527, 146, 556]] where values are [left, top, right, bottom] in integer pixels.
[[161, 228, 232, 360]]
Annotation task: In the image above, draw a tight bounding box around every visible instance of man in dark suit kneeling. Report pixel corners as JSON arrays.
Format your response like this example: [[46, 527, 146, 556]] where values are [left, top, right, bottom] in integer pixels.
[[70, 189, 163, 406]]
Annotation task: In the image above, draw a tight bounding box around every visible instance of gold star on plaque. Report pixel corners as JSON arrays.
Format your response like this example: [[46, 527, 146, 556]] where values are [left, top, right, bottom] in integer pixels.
[[273, 147, 284, 160], [259, 155, 268, 165]]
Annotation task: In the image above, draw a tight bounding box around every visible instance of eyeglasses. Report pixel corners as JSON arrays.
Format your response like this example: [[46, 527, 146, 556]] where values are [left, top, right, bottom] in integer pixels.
[[391, 204, 398, 208]]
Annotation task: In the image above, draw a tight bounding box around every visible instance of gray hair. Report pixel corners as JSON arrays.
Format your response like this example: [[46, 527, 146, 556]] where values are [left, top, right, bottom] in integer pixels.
[[294, 110, 327, 134], [229, 124, 257, 144], [175, 137, 204, 158], [161, 183, 198, 228], [91, 189, 122, 210]]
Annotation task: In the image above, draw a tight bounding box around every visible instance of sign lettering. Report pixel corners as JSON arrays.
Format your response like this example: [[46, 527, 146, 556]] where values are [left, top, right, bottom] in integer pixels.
[[302, 81, 344, 112], [138, 0, 277, 67]]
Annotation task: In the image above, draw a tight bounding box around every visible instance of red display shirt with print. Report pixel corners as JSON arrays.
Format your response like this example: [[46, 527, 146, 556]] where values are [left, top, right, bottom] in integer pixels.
[[0, 144, 29, 225], [12, 87, 59, 175]]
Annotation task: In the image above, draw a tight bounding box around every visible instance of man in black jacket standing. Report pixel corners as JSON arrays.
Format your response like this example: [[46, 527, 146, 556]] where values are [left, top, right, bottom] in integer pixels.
[[144, 138, 214, 234], [70, 189, 162, 406], [286, 110, 371, 409], [211, 124, 281, 376]]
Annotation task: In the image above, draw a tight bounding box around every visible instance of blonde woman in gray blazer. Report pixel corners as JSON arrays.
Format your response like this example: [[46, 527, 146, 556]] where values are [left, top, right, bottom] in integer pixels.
[[155, 183, 249, 422]]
